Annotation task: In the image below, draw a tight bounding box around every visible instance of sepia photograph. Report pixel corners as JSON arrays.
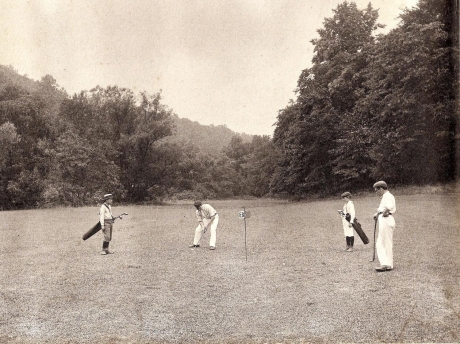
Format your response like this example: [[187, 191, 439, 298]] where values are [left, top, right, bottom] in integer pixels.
[[0, 0, 458, 343]]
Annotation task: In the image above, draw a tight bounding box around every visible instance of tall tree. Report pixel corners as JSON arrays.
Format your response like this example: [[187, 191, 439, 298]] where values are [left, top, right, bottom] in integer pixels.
[[273, 1, 382, 196], [356, 0, 457, 184], [42, 131, 122, 206], [243, 135, 280, 197], [0, 85, 52, 208]]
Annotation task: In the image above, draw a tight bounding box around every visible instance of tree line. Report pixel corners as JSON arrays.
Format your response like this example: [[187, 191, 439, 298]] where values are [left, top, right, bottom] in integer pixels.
[[0, 0, 457, 209], [0, 68, 272, 208], [272, 0, 457, 197]]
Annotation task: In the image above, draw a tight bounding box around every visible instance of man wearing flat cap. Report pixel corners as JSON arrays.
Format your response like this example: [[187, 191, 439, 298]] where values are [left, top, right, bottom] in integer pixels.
[[373, 181, 396, 272], [340, 191, 355, 252], [100, 193, 115, 255], [189, 201, 219, 250]]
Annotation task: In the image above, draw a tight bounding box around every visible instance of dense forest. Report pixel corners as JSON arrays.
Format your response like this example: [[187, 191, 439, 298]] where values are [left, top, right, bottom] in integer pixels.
[[0, 0, 457, 209], [272, 0, 458, 196]]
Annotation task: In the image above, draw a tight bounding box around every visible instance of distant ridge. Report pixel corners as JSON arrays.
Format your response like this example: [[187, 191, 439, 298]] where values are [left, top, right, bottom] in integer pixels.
[[0, 65, 42, 92], [165, 114, 253, 156], [0, 65, 253, 157]]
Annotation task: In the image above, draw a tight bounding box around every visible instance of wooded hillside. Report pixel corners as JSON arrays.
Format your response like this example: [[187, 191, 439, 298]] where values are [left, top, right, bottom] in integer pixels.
[[165, 115, 253, 157]]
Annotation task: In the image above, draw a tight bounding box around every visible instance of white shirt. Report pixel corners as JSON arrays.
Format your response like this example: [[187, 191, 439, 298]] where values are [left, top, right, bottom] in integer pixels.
[[100, 203, 113, 227], [196, 204, 217, 222], [343, 200, 356, 224], [378, 191, 396, 214]]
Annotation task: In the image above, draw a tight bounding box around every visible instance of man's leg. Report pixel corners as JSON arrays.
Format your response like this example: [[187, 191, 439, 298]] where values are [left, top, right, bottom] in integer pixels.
[[383, 219, 395, 268], [376, 221, 392, 268], [347, 236, 354, 251], [102, 222, 113, 254], [193, 224, 203, 245], [102, 241, 109, 255]]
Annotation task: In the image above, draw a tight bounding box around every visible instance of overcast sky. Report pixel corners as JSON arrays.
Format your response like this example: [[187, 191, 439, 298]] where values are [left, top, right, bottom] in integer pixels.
[[0, 0, 418, 136]]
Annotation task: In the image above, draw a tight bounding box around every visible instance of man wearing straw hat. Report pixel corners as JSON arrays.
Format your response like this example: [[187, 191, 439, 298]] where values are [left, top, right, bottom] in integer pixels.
[[100, 193, 115, 255], [340, 191, 355, 252], [373, 181, 396, 272]]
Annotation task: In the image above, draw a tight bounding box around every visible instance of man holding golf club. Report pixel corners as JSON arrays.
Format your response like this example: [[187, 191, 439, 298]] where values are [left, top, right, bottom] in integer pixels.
[[340, 191, 355, 252], [373, 181, 396, 272], [100, 193, 115, 255], [189, 201, 219, 250]]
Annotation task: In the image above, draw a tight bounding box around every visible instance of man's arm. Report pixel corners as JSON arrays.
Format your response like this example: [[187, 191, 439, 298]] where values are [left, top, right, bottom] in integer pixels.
[[348, 202, 355, 225], [99, 205, 105, 228], [203, 214, 216, 233]]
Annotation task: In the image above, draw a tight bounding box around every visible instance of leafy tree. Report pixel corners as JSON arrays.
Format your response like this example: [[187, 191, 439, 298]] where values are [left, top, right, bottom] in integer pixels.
[[356, 0, 457, 184], [223, 135, 252, 173], [0, 85, 51, 208], [243, 135, 280, 197], [59, 87, 174, 203], [273, 1, 382, 196], [42, 131, 123, 206], [311, 2, 383, 64], [120, 91, 174, 202], [273, 0, 456, 196]]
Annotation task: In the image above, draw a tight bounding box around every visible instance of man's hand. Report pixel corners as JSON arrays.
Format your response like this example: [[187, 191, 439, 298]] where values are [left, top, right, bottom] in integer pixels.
[[373, 213, 378, 221]]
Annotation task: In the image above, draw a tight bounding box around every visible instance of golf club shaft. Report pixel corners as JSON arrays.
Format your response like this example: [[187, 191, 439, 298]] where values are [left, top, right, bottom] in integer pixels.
[[372, 218, 377, 261]]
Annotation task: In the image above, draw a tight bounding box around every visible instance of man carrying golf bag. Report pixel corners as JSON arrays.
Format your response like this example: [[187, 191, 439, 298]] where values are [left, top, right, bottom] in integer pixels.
[[340, 191, 356, 252], [100, 193, 115, 255]]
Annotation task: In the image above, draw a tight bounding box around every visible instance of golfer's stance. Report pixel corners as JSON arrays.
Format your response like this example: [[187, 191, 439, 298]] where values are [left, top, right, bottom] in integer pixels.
[[340, 191, 355, 252], [100, 193, 115, 255], [189, 201, 219, 250], [373, 181, 396, 272]]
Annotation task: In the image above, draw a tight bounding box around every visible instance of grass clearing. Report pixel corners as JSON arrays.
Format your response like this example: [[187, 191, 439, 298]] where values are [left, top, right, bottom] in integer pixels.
[[0, 193, 459, 343]]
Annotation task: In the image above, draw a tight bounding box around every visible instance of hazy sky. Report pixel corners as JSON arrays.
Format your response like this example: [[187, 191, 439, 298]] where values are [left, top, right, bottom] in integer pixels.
[[0, 0, 418, 136]]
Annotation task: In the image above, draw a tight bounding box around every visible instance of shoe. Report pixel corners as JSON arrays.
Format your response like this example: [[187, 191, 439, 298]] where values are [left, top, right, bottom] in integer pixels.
[[101, 251, 107, 255], [209, 246, 216, 250], [375, 265, 392, 272], [106, 250, 114, 254], [189, 244, 200, 248], [346, 247, 353, 252], [344, 246, 350, 251]]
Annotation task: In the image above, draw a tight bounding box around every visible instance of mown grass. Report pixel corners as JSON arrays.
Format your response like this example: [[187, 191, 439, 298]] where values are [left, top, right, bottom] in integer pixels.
[[0, 192, 459, 343]]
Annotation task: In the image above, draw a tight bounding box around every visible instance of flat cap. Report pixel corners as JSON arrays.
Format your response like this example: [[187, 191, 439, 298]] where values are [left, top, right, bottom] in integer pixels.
[[103, 193, 113, 200], [341, 191, 351, 198], [193, 201, 202, 208], [373, 181, 387, 189]]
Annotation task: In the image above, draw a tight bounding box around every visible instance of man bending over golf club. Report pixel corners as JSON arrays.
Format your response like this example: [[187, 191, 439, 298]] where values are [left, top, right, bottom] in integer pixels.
[[189, 201, 219, 250], [373, 181, 396, 272]]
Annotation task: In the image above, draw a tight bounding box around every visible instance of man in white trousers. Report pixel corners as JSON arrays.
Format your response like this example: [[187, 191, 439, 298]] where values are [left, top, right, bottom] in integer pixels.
[[100, 193, 115, 255], [373, 181, 396, 272], [189, 201, 219, 250], [340, 191, 355, 252]]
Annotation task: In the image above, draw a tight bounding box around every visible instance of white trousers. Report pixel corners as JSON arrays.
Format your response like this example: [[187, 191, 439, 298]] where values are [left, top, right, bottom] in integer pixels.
[[376, 215, 395, 268], [193, 215, 219, 247], [342, 218, 354, 237]]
